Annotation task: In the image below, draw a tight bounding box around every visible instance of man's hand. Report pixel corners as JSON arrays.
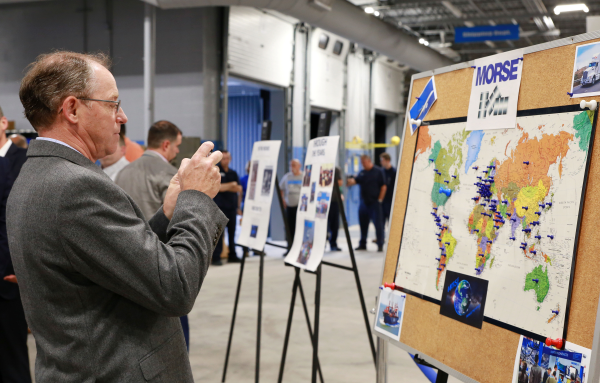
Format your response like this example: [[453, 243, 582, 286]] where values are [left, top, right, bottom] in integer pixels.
[[163, 173, 181, 220], [347, 177, 357, 187], [3, 275, 17, 284], [178, 141, 223, 198]]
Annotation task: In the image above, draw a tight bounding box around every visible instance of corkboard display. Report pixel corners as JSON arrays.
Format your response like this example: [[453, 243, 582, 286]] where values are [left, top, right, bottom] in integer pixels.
[[381, 38, 600, 383]]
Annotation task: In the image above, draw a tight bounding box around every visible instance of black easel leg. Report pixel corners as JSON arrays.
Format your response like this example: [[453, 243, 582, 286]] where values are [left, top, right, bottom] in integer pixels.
[[311, 266, 322, 383], [435, 370, 449, 383], [277, 269, 300, 383], [298, 276, 324, 383], [255, 252, 264, 383], [335, 186, 377, 365], [222, 255, 246, 382]]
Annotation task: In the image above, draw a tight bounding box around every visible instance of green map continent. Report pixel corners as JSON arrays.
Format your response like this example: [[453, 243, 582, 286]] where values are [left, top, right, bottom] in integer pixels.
[[524, 265, 550, 303], [573, 111, 593, 152]]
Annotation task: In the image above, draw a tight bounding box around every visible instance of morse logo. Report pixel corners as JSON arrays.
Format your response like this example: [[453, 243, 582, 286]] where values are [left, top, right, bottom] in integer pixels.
[[478, 86, 508, 119]]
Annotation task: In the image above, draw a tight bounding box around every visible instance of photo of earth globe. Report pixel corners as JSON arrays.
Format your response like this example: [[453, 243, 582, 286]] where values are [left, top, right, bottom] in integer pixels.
[[453, 280, 472, 316]]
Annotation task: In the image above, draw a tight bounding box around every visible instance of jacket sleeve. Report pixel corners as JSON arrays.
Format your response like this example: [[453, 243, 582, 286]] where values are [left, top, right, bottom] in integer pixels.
[[148, 207, 170, 243], [58, 176, 228, 317]]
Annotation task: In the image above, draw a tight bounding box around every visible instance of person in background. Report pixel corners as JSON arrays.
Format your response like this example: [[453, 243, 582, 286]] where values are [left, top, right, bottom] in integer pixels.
[[347, 155, 386, 252], [518, 361, 529, 383], [529, 354, 544, 383], [9, 134, 28, 149], [239, 161, 250, 258], [547, 371, 557, 383], [115, 120, 189, 350], [279, 159, 303, 249], [379, 152, 396, 226], [327, 166, 342, 251], [121, 124, 144, 162], [543, 367, 551, 383], [116, 120, 181, 219], [0, 105, 31, 383], [99, 132, 129, 181], [212, 150, 242, 266]]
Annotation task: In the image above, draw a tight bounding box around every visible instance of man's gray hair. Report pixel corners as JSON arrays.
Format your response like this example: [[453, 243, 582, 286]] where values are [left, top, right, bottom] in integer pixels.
[[19, 51, 111, 131]]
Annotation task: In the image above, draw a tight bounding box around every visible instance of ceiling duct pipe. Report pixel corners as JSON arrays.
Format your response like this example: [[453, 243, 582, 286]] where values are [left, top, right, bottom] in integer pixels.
[[140, 0, 454, 72]]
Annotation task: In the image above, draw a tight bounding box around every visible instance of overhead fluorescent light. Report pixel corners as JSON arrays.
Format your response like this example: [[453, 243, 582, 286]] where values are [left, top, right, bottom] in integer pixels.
[[364, 6, 374, 14], [374, 10, 380, 16], [418, 38, 429, 46], [554, 3, 589, 15], [441, 1, 463, 18], [543, 16, 555, 29]]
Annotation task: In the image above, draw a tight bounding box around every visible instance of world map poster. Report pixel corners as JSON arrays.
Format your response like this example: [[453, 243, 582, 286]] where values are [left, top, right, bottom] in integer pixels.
[[395, 107, 596, 339]]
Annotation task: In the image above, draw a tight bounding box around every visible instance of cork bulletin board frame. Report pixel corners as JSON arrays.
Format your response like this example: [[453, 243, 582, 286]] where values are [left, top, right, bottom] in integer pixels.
[[376, 30, 600, 383]]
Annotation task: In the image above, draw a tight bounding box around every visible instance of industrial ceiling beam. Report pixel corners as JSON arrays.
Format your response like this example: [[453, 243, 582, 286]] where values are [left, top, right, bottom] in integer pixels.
[[397, 11, 600, 27]]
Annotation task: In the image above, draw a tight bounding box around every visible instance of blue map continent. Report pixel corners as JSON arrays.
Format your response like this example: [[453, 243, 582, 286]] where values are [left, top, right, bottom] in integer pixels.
[[465, 130, 484, 174]]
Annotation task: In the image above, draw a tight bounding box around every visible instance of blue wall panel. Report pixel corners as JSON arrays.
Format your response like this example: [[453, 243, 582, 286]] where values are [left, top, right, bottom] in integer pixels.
[[227, 95, 263, 176]]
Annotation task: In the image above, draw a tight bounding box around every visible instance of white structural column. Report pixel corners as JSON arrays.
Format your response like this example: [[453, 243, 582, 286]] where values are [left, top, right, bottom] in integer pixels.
[[143, 3, 156, 144]]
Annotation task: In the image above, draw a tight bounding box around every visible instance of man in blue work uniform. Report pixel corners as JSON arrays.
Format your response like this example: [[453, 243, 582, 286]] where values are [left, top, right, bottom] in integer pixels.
[[347, 155, 387, 252], [379, 152, 397, 226], [212, 150, 242, 265]]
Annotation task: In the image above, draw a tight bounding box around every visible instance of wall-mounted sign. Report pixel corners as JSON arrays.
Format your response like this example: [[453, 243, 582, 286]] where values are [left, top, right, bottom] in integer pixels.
[[455, 24, 519, 44]]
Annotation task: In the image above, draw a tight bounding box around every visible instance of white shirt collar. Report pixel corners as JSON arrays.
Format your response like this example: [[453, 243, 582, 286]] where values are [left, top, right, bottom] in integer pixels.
[[0, 140, 11, 157], [146, 150, 168, 163], [103, 156, 130, 182], [36, 137, 83, 156]]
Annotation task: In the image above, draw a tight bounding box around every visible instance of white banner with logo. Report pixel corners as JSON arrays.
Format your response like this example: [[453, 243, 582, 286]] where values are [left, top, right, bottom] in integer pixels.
[[466, 49, 524, 131], [284, 136, 339, 271], [237, 140, 282, 251]]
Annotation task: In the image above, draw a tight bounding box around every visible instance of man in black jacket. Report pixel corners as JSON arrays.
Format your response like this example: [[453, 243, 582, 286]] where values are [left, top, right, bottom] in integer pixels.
[[0, 105, 31, 383]]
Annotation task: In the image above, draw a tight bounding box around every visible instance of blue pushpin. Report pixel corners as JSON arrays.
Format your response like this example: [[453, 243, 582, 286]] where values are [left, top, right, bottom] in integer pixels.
[[522, 206, 528, 210], [437, 238, 442, 242], [437, 172, 442, 176], [437, 268, 442, 271], [472, 166, 478, 170], [523, 228, 531, 233], [494, 225, 500, 229], [483, 170, 489, 174], [429, 159, 435, 162], [510, 236, 516, 241], [530, 250, 537, 255], [439, 247, 444, 250], [433, 207, 438, 211], [532, 278, 539, 283], [436, 223, 441, 227], [521, 242, 527, 246], [472, 197, 479, 201], [523, 161, 529, 165], [502, 200, 508, 204], [520, 246, 526, 250], [533, 221, 540, 226], [445, 242, 450, 245], [477, 176, 482, 180], [439, 187, 452, 197], [547, 235, 554, 240], [511, 218, 517, 222], [443, 215, 449, 219], [442, 226, 448, 230], [444, 180, 450, 184], [547, 202, 552, 207], [535, 235, 542, 240], [507, 213, 512, 217], [434, 168, 438, 172], [452, 175, 457, 179], [440, 263, 446, 267], [539, 203, 545, 208], [473, 229, 479, 233], [535, 212, 541, 216], [552, 310, 559, 314], [435, 257, 440, 261], [479, 254, 485, 257]]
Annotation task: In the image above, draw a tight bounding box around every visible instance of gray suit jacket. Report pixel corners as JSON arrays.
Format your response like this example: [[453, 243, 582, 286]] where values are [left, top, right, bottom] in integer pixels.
[[115, 151, 178, 220], [7, 140, 227, 382]]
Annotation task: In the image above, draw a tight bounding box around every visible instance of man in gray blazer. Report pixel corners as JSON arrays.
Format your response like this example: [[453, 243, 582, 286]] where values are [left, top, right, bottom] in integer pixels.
[[8, 51, 227, 382], [116, 120, 182, 220]]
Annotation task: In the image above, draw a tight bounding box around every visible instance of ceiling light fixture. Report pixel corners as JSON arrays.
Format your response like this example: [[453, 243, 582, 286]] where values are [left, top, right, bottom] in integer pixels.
[[364, 6, 374, 14], [419, 38, 429, 46], [554, 3, 589, 15], [374, 11, 380, 16]]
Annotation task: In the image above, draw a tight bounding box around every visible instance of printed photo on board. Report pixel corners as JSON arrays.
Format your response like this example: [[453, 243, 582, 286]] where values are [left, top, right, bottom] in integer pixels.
[[439, 270, 488, 329], [261, 166, 273, 196], [310, 182, 316, 202], [250, 225, 259, 238], [303, 165, 312, 187], [374, 288, 406, 341], [248, 160, 259, 200], [319, 163, 334, 187], [296, 220, 315, 265], [315, 192, 330, 219], [571, 41, 600, 98], [299, 194, 308, 212]]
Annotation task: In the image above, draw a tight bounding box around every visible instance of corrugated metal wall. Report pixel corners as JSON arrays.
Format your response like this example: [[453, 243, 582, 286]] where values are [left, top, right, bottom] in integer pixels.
[[227, 95, 263, 176]]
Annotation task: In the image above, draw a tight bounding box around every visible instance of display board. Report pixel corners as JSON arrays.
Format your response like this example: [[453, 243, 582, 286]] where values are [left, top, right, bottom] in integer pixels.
[[378, 33, 600, 383], [237, 140, 281, 251], [284, 136, 339, 271]]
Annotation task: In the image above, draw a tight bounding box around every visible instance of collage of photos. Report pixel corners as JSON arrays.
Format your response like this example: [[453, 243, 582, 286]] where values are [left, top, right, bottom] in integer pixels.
[[513, 336, 585, 383], [296, 220, 315, 265], [374, 288, 406, 341], [315, 191, 330, 219], [248, 160, 259, 200]]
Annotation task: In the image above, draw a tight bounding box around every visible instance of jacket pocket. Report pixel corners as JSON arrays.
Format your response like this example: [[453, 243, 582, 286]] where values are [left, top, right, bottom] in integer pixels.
[[139, 331, 185, 381]]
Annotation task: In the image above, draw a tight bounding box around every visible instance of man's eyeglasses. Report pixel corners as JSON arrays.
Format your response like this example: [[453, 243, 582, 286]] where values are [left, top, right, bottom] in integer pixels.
[[77, 98, 121, 114]]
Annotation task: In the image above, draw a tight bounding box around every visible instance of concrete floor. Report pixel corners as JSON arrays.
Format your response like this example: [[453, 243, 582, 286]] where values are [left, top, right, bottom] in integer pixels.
[[26, 225, 463, 382]]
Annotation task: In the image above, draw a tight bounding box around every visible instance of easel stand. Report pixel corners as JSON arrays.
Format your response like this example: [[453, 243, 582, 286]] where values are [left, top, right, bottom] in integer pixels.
[[277, 122, 376, 383], [222, 122, 291, 383]]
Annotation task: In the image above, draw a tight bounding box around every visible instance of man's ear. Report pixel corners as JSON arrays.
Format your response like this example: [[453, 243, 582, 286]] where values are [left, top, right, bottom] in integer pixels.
[[0, 116, 8, 133], [61, 96, 80, 124], [161, 139, 170, 152]]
